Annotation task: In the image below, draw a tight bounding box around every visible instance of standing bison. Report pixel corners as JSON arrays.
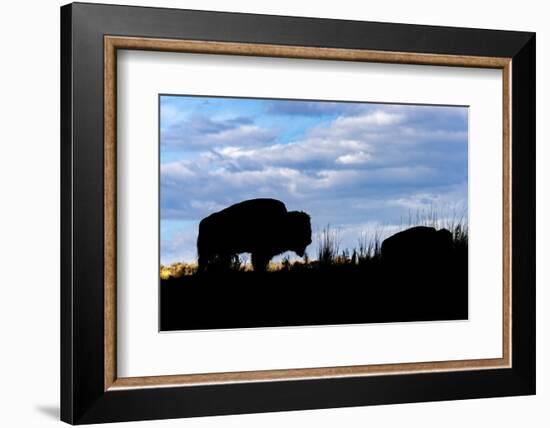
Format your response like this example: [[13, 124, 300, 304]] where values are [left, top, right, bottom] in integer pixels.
[[197, 198, 312, 272]]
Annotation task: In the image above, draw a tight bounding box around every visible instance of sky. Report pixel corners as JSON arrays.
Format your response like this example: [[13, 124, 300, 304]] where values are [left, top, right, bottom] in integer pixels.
[[160, 95, 468, 264]]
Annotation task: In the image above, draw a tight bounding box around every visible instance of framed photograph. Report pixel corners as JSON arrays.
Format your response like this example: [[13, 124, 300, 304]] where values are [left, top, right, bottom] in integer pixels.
[[61, 2, 535, 424]]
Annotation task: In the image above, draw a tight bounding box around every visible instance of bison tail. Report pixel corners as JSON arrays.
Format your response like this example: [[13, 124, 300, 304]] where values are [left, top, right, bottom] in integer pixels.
[[197, 222, 205, 272], [196, 219, 212, 273]]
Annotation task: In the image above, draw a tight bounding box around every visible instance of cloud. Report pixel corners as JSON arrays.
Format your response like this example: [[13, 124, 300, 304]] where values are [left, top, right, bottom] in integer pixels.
[[330, 110, 404, 128], [263, 100, 364, 116], [161, 113, 276, 149], [336, 151, 372, 165]]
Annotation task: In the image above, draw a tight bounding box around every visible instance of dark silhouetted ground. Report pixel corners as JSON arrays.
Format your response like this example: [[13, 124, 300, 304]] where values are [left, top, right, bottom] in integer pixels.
[[160, 235, 467, 330]]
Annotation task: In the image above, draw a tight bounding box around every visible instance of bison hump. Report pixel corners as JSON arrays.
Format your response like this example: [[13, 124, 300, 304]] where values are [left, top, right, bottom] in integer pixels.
[[198, 198, 288, 235], [222, 198, 287, 214]]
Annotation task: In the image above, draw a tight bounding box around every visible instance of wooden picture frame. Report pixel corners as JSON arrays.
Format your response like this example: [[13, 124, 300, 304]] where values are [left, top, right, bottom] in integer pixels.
[[61, 2, 535, 424]]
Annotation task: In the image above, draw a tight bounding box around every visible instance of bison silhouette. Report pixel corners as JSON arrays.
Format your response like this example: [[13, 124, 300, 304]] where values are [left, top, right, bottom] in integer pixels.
[[381, 226, 453, 267], [197, 198, 312, 272]]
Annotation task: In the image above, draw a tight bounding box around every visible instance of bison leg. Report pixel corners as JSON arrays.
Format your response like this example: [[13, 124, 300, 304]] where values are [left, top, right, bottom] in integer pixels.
[[219, 253, 232, 270], [198, 253, 233, 272], [197, 254, 209, 273], [251, 253, 270, 272]]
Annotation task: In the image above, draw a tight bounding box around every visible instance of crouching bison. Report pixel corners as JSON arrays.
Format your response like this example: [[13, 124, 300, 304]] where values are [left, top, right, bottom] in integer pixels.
[[197, 198, 312, 272], [381, 226, 453, 267]]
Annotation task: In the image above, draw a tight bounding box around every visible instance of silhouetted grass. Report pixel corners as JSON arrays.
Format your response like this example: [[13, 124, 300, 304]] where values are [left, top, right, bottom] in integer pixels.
[[318, 224, 346, 266]]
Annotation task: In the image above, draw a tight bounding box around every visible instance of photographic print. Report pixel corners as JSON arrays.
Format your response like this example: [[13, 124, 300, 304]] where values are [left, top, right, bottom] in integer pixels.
[[159, 95, 468, 331]]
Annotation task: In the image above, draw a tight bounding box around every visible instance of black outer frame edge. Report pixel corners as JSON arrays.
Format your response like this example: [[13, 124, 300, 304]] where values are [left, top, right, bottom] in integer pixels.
[[70, 1, 533, 56], [60, 4, 74, 425], [60, 2, 536, 424], [510, 34, 536, 393], [79, 371, 533, 425]]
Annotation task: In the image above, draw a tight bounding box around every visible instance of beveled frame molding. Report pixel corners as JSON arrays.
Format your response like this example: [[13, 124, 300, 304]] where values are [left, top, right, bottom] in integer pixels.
[[103, 35, 512, 392]]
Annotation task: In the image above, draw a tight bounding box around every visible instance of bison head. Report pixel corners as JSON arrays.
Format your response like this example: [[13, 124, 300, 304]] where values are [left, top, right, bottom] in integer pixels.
[[285, 211, 312, 257]]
